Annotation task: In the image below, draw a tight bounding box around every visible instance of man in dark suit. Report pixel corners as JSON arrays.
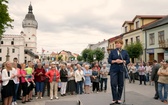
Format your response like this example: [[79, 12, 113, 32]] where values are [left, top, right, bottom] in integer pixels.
[[151, 60, 161, 100], [108, 39, 130, 104]]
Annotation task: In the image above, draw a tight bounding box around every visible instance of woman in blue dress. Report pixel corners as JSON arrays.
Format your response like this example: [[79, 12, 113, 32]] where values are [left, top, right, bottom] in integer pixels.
[[83, 65, 92, 94]]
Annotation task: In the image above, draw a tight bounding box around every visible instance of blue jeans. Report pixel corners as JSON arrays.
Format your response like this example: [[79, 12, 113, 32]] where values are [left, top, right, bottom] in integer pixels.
[[36, 82, 44, 92], [158, 83, 168, 101], [76, 81, 83, 94], [13, 83, 19, 102]]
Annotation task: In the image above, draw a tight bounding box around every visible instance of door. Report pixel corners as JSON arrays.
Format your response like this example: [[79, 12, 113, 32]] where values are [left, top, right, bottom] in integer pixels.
[[149, 53, 154, 62], [158, 53, 164, 63]]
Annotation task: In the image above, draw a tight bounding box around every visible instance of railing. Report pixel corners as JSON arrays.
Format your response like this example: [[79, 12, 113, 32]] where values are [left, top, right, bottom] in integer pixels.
[[107, 46, 114, 53], [159, 39, 168, 49]]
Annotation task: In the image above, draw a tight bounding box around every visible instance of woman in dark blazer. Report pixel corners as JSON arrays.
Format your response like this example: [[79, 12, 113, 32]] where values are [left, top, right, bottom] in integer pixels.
[[108, 39, 130, 104]]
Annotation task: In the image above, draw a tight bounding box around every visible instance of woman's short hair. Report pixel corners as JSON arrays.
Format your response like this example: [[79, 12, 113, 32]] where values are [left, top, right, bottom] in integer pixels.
[[115, 39, 123, 44]]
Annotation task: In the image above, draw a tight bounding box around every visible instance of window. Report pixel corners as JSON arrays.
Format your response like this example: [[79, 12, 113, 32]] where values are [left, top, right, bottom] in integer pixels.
[[149, 33, 155, 45], [1, 41, 3, 44], [11, 41, 14, 45], [136, 21, 139, 29], [158, 31, 164, 42], [125, 26, 127, 33], [125, 39, 128, 45], [0, 49, 1, 53], [136, 36, 140, 42], [29, 38, 31, 40], [131, 38, 133, 43], [0, 57, 2, 61], [26, 44, 27, 47], [12, 49, 15, 53]]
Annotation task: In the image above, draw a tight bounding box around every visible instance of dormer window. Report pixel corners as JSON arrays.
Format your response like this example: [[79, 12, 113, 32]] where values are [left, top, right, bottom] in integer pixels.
[[125, 26, 128, 33], [136, 21, 139, 29]]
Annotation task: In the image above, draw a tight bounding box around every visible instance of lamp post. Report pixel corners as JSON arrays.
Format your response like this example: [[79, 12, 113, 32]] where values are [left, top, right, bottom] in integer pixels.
[[13, 46, 20, 63], [6, 47, 10, 61]]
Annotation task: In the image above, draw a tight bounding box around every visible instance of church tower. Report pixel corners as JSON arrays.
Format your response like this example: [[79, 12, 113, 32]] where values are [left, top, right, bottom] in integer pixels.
[[22, 3, 38, 54]]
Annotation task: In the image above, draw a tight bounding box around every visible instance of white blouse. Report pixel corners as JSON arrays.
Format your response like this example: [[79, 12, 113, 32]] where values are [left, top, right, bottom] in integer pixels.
[[2, 68, 15, 86]]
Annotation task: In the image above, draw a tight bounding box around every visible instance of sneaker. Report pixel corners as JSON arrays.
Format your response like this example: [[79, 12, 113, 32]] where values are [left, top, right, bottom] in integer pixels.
[[12, 102, 15, 105], [36, 97, 39, 99], [55, 96, 59, 100], [50, 97, 53, 100], [40, 97, 43, 99], [14, 101, 17, 105]]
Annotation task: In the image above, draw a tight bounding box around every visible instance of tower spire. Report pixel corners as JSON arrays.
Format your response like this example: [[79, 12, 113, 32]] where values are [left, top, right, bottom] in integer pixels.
[[28, 2, 33, 13]]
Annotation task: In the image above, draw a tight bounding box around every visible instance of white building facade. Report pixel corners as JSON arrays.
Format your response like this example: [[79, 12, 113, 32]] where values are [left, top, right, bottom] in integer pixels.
[[88, 40, 108, 63], [0, 4, 38, 64]]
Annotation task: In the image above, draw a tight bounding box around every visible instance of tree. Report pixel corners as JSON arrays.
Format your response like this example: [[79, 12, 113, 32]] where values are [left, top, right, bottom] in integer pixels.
[[82, 49, 92, 62], [93, 48, 104, 62], [124, 42, 143, 63], [58, 55, 63, 61], [77, 55, 83, 61], [0, 0, 14, 37]]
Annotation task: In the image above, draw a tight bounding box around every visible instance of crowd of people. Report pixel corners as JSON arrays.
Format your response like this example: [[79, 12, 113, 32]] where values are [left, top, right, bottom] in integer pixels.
[[0, 56, 168, 105], [0, 58, 109, 105], [127, 60, 168, 104]]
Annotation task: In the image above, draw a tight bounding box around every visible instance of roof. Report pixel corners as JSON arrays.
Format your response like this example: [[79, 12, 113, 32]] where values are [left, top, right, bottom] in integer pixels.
[[108, 35, 123, 42], [132, 15, 165, 22], [143, 15, 168, 30], [122, 21, 133, 27]]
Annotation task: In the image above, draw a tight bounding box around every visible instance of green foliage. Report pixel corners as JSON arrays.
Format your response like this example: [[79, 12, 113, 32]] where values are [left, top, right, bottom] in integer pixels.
[[81, 48, 105, 63], [77, 55, 83, 61], [93, 48, 104, 62], [58, 55, 63, 61], [0, 0, 14, 37], [82, 49, 92, 62], [124, 42, 143, 62]]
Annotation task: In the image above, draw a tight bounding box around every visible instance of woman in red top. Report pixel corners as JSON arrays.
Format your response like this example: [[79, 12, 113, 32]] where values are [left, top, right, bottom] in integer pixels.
[[34, 63, 45, 99], [45, 62, 60, 100]]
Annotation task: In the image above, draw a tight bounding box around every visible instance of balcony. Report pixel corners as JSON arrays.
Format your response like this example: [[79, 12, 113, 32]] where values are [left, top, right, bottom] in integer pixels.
[[158, 39, 168, 49], [107, 46, 114, 54]]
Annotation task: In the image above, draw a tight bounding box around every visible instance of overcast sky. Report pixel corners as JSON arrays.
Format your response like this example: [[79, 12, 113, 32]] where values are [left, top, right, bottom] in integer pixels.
[[5, 0, 168, 54]]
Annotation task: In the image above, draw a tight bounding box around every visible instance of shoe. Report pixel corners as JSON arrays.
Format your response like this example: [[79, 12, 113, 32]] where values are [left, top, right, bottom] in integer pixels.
[[50, 97, 53, 100], [36, 97, 39, 99], [55, 97, 59, 100], [117, 100, 122, 104], [63, 94, 66, 96], [153, 97, 158, 100], [139, 84, 142, 85], [61, 94, 64, 96], [163, 100, 168, 104], [14, 101, 17, 105], [12, 102, 15, 105], [110, 101, 117, 105], [22, 101, 26, 104], [40, 97, 43, 99]]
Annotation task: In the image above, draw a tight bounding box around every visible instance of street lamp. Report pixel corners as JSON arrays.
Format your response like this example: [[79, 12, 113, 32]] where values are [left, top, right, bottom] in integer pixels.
[[13, 46, 20, 63], [93, 54, 96, 61], [6, 47, 10, 61]]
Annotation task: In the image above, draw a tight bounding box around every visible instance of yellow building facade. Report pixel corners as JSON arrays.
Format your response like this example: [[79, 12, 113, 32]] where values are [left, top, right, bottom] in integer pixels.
[[122, 15, 165, 62]]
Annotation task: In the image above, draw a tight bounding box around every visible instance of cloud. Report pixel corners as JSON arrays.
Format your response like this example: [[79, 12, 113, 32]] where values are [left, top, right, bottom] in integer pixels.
[[5, 0, 168, 54]]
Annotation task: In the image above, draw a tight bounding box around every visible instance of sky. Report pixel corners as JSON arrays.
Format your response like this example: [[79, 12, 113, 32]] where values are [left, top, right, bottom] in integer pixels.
[[5, 0, 168, 54]]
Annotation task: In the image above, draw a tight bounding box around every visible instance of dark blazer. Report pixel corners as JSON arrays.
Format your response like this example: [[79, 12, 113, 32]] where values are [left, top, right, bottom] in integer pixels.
[[151, 63, 161, 82], [108, 49, 130, 72], [60, 69, 68, 82]]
